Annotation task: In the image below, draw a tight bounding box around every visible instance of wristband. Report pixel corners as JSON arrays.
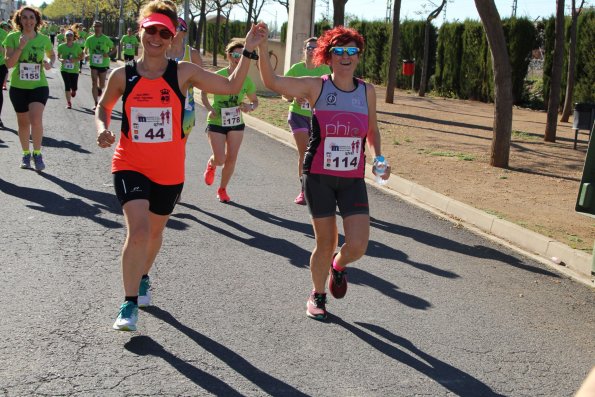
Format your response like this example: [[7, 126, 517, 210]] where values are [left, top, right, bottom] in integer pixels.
[[374, 155, 384, 163], [242, 48, 259, 60]]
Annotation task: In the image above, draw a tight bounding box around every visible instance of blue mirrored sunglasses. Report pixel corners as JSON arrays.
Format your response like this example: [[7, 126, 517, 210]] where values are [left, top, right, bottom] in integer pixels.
[[330, 47, 359, 56]]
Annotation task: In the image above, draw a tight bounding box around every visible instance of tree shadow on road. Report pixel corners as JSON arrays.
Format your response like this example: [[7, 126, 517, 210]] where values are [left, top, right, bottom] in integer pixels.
[[370, 217, 559, 278], [331, 316, 505, 397], [38, 172, 189, 230], [125, 335, 244, 396], [173, 202, 310, 268], [228, 201, 314, 237], [175, 203, 431, 308], [0, 177, 121, 228], [41, 135, 92, 153], [347, 267, 432, 309], [139, 306, 310, 396]]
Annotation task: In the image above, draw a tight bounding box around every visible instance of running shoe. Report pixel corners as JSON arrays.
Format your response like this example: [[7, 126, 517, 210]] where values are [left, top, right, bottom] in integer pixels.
[[138, 276, 152, 307], [328, 254, 348, 299], [217, 187, 230, 203], [294, 191, 306, 205], [112, 301, 138, 331], [306, 291, 327, 321], [20, 153, 31, 169], [66, 101, 72, 109], [204, 162, 215, 185], [33, 153, 45, 171]]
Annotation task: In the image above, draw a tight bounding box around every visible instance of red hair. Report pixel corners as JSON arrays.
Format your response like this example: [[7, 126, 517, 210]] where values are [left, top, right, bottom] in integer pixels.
[[313, 26, 365, 66]]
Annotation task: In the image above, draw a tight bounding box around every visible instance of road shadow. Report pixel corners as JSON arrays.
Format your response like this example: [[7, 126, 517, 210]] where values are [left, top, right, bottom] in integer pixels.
[[347, 267, 432, 309], [142, 306, 310, 396], [331, 316, 505, 397], [41, 135, 92, 153], [228, 201, 314, 237], [0, 177, 121, 228], [39, 172, 189, 231], [176, 203, 431, 308], [370, 217, 559, 278], [125, 335, 244, 396], [175, 202, 311, 267], [366, 239, 460, 279]]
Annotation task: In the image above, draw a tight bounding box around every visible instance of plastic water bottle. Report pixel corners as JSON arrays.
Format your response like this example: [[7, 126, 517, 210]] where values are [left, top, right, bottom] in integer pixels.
[[374, 155, 388, 185]]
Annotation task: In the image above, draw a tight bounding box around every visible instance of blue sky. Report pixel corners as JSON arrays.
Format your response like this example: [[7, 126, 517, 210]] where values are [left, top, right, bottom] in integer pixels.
[[29, 0, 560, 24], [248, 0, 559, 27]]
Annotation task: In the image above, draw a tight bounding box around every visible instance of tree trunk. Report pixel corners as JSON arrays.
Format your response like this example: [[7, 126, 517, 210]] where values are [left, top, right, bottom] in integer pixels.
[[419, 0, 446, 97], [196, 0, 207, 52], [560, 0, 583, 122], [245, 0, 254, 33], [333, 0, 348, 26], [475, 0, 513, 168], [544, 0, 565, 142], [385, 0, 402, 103], [213, 8, 221, 67]]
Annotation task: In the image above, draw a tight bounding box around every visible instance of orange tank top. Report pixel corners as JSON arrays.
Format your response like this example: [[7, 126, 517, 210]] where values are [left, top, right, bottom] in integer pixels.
[[112, 59, 187, 185]]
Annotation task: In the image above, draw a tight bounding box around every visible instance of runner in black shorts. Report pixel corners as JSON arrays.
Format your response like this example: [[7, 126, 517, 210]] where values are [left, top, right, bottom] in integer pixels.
[[201, 40, 258, 203], [257, 24, 390, 321], [113, 171, 183, 215], [5, 6, 55, 171]]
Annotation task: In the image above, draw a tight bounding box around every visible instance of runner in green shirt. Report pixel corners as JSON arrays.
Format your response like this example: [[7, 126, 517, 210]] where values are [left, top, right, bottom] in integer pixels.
[[55, 26, 65, 45], [120, 28, 139, 61], [84, 20, 114, 109], [73, 23, 88, 72], [200, 40, 258, 203], [4, 6, 55, 171], [58, 29, 84, 109], [283, 37, 331, 205], [48, 22, 58, 45]]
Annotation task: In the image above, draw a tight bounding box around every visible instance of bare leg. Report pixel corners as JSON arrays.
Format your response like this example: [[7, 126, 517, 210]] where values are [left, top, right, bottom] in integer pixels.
[[335, 214, 370, 268], [310, 216, 338, 293], [219, 130, 244, 189], [121, 200, 151, 296], [28, 102, 45, 151], [142, 211, 170, 276], [16, 112, 31, 152]]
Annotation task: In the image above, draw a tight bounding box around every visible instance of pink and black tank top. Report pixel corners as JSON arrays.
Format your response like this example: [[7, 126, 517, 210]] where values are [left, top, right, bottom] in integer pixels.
[[303, 74, 369, 178]]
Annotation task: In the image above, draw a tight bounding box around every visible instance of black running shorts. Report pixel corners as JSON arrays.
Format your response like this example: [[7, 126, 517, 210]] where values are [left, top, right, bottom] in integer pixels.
[[9, 86, 50, 113], [303, 173, 369, 218], [113, 170, 183, 216]]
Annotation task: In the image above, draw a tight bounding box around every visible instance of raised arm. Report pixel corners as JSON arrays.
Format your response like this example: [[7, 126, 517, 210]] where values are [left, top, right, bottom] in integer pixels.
[[257, 24, 320, 105], [182, 23, 266, 95]]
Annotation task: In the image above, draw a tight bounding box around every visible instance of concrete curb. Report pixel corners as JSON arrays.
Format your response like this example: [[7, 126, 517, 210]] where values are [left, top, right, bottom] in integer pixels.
[[241, 112, 594, 288]]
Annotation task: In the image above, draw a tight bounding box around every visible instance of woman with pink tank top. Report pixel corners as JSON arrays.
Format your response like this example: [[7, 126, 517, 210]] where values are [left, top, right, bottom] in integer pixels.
[[257, 24, 390, 321]]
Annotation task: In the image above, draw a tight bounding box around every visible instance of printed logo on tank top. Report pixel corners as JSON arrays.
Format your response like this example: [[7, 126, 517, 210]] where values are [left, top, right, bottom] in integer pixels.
[[326, 92, 337, 106]]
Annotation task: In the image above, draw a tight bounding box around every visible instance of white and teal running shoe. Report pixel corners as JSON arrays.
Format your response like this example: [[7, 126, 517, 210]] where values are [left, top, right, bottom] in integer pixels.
[[138, 276, 152, 308], [112, 301, 138, 331]]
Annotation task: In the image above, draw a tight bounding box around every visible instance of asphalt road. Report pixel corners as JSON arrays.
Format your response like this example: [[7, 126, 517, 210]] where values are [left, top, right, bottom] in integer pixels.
[[0, 62, 593, 396]]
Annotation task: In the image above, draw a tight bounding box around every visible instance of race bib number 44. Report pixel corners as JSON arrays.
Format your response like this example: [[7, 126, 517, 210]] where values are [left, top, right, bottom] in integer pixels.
[[131, 107, 173, 143], [221, 106, 241, 127], [19, 63, 40, 81], [324, 137, 362, 171]]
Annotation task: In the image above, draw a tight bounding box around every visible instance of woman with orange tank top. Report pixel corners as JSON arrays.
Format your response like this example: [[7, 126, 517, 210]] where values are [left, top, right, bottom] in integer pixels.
[[95, 0, 266, 332]]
